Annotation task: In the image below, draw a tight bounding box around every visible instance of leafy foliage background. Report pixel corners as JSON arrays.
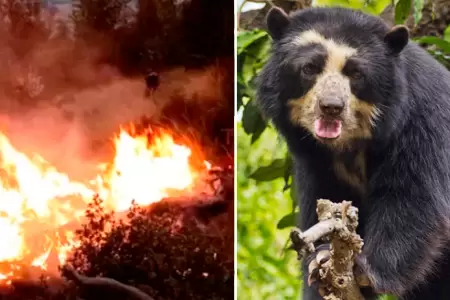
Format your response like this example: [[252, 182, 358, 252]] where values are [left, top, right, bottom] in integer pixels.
[[237, 1, 450, 299]]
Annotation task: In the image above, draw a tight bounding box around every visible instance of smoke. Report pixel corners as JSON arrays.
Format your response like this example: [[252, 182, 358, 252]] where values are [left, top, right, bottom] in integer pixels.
[[0, 33, 225, 182]]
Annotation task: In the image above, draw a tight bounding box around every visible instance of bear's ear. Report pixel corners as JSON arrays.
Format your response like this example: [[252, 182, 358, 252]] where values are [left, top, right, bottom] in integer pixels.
[[266, 7, 291, 40], [384, 25, 409, 54]]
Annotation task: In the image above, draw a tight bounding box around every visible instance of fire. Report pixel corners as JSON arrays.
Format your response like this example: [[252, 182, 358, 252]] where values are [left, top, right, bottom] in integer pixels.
[[97, 128, 205, 211], [0, 125, 210, 283]]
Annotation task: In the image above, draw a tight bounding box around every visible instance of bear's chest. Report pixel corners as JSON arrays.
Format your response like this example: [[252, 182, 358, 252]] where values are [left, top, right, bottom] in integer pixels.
[[332, 150, 367, 197]]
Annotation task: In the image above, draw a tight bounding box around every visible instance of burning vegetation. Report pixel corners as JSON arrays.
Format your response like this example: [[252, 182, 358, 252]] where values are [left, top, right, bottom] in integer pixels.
[[0, 0, 234, 299], [0, 124, 233, 300]]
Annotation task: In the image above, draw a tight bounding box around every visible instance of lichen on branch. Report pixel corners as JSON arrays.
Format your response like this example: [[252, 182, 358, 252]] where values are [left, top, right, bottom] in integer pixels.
[[290, 199, 366, 300]]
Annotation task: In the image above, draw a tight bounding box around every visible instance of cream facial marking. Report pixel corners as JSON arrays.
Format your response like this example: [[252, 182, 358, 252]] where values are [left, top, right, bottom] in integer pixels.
[[287, 30, 382, 151], [292, 30, 357, 72]]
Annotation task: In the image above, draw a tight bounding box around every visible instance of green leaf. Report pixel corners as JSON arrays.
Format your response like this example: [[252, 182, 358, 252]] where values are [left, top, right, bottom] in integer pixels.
[[249, 158, 286, 181], [237, 81, 246, 112], [283, 154, 292, 191], [444, 26, 450, 42], [290, 179, 297, 211], [236, 53, 246, 85], [237, 30, 268, 55], [416, 36, 450, 53], [239, 36, 271, 86], [277, 212, 298, 229], [247, 69, 261, 92], [242, 101, 266, 135], [290, 180, 296, 201], [241, 55, 256, 86], [412, 0, 424, 25], [428, 49, 450, 69], [250, 122, 267, 144], [248, 37, 271, 67], [381, 295, 397, 300], [394, 0, 411, 25]]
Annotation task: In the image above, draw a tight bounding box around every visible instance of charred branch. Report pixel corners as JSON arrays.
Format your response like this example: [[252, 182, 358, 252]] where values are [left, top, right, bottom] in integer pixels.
[[62, 266, 155, 300]]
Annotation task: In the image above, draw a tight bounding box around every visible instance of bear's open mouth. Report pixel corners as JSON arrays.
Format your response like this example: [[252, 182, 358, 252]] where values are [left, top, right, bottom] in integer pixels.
[[314, 118, 342, 139]]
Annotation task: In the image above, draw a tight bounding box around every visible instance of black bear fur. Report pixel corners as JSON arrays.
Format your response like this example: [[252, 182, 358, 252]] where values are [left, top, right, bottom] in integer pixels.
[[257, 6, 450, 300]]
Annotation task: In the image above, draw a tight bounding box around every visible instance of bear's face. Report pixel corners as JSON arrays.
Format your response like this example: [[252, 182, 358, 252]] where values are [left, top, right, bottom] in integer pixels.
[[258, 7, 409, 151]]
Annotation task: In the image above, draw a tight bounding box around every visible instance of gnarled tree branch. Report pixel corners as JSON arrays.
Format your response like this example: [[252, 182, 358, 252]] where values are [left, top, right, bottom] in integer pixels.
[[290, 199, 366, 300]]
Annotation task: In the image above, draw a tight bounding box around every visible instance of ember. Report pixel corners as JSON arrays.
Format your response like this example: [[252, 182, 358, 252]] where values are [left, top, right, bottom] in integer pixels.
[[0, 125, 211, 283]]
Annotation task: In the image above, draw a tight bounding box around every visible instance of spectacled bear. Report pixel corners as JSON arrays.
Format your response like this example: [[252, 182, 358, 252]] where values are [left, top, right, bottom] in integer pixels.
[[256, 6, 450, 300]]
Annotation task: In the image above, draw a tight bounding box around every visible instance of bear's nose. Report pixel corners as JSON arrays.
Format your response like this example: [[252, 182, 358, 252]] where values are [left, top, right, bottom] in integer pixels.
[[319, 97, 344, 117]]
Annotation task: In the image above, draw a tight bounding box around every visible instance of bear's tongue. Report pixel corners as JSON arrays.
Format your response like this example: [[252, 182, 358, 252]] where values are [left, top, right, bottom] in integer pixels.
[[314, 118, 342, 139]]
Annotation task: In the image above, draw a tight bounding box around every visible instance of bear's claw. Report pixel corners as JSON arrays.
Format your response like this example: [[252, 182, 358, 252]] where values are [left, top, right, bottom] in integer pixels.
[[307, 246, 331, 288]]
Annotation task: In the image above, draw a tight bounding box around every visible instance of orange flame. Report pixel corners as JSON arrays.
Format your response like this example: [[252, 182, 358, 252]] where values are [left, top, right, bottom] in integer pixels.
[[0, 125, 210, 283]]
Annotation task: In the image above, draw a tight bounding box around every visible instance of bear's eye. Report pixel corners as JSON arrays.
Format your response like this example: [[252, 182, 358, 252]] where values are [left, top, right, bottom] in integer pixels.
[[302, 63, 320, 76], [349, 70, 363, 80]]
